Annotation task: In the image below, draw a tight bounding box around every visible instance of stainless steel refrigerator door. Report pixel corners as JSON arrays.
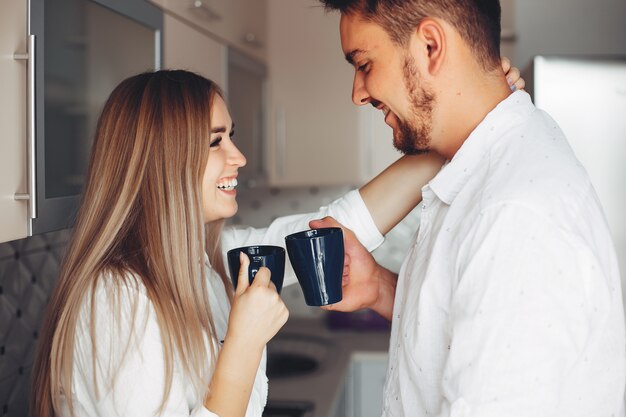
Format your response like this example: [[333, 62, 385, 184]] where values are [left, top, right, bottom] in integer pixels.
[[530, 55, 626, 290]]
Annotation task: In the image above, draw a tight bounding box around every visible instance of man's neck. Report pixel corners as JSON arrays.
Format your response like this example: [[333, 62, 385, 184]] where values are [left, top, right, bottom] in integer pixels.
[[431, 71, 512, 160]]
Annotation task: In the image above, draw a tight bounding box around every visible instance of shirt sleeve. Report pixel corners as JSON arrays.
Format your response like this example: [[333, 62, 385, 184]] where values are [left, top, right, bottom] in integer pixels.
[[71, 279, 221, 417], [439, 203, 621, 417], [221, 189, 384, 287]]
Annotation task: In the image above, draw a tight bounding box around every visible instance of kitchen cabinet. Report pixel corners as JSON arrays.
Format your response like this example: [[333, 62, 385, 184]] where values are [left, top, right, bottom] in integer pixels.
[[227, 49, 267, 185], [0, 0, 162, 243], [332, 352, 388, 417], [0, 0, 30, 243], [148, 0, 267, 63], [266, 0, 401, 187], [163, 13, 227, 88], [163, 13, 268, 187]]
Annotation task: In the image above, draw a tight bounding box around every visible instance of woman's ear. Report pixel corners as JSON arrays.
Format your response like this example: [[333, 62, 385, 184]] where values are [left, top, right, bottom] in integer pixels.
[[411, 18, 446, 76]]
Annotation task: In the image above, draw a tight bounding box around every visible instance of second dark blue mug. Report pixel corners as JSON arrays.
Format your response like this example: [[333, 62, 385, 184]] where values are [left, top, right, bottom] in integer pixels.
[[285, 227, 344, 306], [226, 245, 286, 294]]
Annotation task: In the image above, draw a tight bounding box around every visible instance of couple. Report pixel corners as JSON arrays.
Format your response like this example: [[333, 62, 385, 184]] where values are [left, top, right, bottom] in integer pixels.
[[31, 1, 625, 417]]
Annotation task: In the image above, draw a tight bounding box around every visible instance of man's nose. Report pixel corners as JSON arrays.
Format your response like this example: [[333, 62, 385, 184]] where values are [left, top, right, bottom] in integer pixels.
[[351, 73, 370, 106]]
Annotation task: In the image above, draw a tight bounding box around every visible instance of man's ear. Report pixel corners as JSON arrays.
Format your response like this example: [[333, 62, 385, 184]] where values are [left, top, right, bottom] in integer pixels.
[[411, 18, 446, 76]]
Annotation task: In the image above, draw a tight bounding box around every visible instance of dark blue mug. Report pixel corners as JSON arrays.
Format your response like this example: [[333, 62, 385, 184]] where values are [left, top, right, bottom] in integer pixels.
[[226, 245, 286, 294], [285, 227, 344, 306]]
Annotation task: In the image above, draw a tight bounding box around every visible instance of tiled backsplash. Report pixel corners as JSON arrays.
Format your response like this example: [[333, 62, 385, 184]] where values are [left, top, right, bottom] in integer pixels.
[[0, 229, 70, 417], [0, 184, 420, 416]]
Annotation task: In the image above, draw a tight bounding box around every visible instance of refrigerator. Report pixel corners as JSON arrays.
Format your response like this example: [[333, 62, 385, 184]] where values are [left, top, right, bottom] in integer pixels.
[[525, 55, 626, 312]]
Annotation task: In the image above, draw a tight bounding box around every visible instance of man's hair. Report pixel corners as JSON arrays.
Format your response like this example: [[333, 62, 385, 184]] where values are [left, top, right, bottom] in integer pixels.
[[320, 0, 502, 71]]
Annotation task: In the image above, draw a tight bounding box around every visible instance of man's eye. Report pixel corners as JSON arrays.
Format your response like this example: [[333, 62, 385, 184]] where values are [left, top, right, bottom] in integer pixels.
[[357, 63, 369, 72], [210, 137, 222, 148]]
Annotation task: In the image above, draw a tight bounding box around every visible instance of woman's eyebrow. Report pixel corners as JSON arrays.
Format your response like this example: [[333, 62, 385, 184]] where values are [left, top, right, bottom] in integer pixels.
[[211, 123, 235, 134]]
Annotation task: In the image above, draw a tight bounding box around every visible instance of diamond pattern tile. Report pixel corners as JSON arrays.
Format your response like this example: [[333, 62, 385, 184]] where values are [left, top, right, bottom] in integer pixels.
[[0, 229, 69, 417]]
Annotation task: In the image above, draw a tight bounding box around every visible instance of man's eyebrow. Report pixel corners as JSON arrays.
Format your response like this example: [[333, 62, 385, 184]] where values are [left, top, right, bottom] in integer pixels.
[[210, 123, 235, 134], [345, 49, 366, 66]]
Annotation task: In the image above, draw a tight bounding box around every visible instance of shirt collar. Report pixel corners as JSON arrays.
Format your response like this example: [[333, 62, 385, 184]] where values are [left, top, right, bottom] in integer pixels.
[[428, 90, 535, 205]]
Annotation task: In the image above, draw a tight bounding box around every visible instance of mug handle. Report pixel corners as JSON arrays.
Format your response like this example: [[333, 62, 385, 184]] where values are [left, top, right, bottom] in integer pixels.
[[249, 256, 264, 283]]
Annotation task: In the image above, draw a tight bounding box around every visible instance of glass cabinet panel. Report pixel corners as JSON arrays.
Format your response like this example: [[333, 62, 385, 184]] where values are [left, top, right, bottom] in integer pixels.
[[44, 0, 157, 198], [30, 0, 162, 233]]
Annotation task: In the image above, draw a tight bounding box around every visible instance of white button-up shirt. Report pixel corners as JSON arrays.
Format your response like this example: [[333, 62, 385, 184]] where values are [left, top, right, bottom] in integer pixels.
[[383, 91, 626, 417]]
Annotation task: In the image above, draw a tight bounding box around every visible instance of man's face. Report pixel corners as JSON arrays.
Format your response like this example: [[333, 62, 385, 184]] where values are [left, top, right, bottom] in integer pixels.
[[339, 13, 436, 155]]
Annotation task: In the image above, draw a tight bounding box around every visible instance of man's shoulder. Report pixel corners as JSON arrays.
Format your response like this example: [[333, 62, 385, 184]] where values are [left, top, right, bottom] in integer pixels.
[[458, 113, 605, 242], [485, 112, 592, 207]]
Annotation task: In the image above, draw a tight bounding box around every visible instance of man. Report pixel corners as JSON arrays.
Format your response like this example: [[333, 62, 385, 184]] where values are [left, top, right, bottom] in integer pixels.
[[310, 0, 626, 415]]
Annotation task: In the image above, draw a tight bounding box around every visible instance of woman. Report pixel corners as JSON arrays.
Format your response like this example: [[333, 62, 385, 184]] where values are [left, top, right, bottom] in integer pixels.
[[31, 64, 523, 417], [31, 71, 288, 417]]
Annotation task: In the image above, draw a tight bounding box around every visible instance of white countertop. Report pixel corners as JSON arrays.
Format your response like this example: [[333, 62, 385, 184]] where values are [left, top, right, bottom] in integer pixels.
[[267, 315, 390, 417]]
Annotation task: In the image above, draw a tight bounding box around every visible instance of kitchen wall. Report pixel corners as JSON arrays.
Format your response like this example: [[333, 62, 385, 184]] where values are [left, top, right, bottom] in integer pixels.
[[0, 229, 70, 417]]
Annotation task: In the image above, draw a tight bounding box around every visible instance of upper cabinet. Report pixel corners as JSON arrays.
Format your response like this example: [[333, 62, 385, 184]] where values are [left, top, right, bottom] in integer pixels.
[[266, 0, 400, 187], [156, 0, 270, 187], [30, 0, 162, 236], [163, 13, 227, 87], [0, 0, 163, 244], [149, 0, 267, 63], [0, 0, 30, 242]]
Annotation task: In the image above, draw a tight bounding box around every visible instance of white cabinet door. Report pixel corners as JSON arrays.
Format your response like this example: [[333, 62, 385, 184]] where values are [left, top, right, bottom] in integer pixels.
[[0, 1, 29, 243], [267, 0, 360, 186], [333, 352, 388, 417], [351, 353, 388, 417], [150, 0, 266, 63], [163, 13, 227, 88], [267, 0, 400, 186]]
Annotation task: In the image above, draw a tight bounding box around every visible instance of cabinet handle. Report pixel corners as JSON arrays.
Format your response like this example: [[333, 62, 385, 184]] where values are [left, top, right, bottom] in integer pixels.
[[13, 34, 37, 220], [276, 106, 286, 178]]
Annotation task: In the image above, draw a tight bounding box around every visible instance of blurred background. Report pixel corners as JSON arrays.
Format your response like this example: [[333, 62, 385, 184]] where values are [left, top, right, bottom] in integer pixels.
[[1, 0, 625, 416]]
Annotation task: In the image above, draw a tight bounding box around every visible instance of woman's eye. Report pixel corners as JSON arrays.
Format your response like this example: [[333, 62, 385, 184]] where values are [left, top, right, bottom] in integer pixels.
[[357, 63, 369, 72], [210, 137, 222, 148]]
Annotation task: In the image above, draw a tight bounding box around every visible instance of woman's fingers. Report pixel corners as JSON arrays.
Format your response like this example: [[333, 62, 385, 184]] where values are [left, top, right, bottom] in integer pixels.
[[235, 252, 251, 295], [501, 56, 512, 74], [251, 266, 272, 288]]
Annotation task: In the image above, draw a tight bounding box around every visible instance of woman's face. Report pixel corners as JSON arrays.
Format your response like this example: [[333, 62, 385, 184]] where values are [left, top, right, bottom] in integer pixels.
[[202, 95, 247, 223]]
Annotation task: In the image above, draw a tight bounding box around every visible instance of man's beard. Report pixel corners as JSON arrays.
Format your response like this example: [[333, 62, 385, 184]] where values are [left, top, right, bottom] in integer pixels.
[[393, 55, 435, 155]]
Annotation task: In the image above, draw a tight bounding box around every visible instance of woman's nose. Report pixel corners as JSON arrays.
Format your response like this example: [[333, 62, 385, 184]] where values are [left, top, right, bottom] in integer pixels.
[[227, 142, 247, 168]]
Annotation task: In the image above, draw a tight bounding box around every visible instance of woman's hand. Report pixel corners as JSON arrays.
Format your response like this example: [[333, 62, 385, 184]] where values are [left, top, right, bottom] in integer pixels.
[[501, 57, 526, 91], [226, 253, 289, 350], [205, 254, 288, 416]]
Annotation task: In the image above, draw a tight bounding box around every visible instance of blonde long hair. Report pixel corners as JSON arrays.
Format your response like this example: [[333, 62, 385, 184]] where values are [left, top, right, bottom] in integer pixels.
[[30, 70, 232, 417]]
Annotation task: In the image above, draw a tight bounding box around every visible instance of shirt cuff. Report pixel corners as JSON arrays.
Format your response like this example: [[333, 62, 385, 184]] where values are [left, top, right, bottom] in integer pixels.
[[333, 189, 385, 252]]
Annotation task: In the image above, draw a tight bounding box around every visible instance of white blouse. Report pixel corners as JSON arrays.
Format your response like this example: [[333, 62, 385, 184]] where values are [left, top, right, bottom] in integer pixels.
[[61, 190, 382, 417]]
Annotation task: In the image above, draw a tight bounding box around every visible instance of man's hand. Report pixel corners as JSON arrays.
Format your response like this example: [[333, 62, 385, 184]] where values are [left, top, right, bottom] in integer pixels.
[[309, 216, 396, 319]]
